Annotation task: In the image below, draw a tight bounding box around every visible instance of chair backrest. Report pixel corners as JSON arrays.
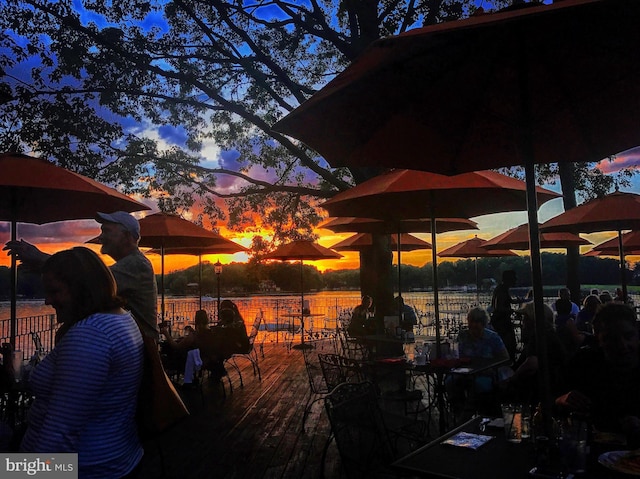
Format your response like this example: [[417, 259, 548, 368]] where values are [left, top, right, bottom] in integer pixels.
[[318, 353, 364, 391], [303, 348, 329, 395], [31, 332, 44, 352], [247, 310, 264, 346], [324, 381, 396, 477]]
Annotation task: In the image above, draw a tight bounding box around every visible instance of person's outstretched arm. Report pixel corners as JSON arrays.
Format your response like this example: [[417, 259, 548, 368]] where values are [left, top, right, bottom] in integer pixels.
[[3, 239, 50, 271]]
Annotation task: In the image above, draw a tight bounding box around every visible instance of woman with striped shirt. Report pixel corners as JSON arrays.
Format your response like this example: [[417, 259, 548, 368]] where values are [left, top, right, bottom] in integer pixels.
[[21, 247, 144, 478]]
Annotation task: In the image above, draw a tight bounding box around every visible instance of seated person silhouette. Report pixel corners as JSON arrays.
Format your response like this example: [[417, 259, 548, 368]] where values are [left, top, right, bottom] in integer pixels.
[[216, 300, 251, 356], [448, 307, 509, 419], [161, 310, 228, 387], [556, 303, 640, 446]]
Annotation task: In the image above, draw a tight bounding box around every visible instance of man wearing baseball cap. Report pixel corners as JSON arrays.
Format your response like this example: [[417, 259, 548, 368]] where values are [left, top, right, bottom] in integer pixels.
[[4, 211, 158, 339], [95, 211, 158, 339]]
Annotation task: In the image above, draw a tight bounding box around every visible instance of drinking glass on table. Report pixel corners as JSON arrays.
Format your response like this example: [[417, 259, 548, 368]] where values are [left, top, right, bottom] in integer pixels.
[[501, 403, 523, 443]]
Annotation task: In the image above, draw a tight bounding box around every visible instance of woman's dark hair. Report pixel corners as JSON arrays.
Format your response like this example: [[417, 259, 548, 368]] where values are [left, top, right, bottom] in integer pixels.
[[592, 302, 637, 335], [194, 309, 209, 328], [42, 247, 122, 340], [219, 299, 244, 323]]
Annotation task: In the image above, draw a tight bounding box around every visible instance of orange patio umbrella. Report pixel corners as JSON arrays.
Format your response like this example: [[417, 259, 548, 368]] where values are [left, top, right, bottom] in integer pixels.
[[321, 215, 477, 298], [590, 231, 640, 256], [483, 224, 591, 251], [147, 241, 248, 310], [330, 232, 431, 252], [321, 169, 559, 221], [264, 240, 342, 350], [274, 0, 640, 433], [321, 169, 559, 359], [320, 217, 478, 235], [438, 236, 516, 304], [137, 213, 245, 320], [0, 152, 150, 346], [541, 191, 640, 301]]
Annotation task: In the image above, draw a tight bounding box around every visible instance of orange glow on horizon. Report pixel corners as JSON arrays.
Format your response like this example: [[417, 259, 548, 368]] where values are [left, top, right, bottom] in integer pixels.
[[0, 219, 627, 274]]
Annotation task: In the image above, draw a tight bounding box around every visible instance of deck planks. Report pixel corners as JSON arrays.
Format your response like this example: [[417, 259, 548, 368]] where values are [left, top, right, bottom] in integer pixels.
[[136, 340, 345, 479]]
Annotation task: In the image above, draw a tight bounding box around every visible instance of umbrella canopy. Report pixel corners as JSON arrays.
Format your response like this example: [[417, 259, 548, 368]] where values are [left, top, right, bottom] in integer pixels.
[[320, 216, 478, 234], [321, 215, 477, 297], [273, 0, 640, 174], [264, 240, 342, 349], [321, 169, 558, 364], [263, 240, 343, 262], [591, 231, 640, 254], [274, 0, 640, 430], [438, 235, 516, 304], [322, 169, 560, 220], [330, 232, 431, 252], [147, 242, 248, 309], [541, 191, 640, 235], [483, 224, 591, 251], [0, 152, 150, 346], [541, 191, 640, 300], [438, 236, 516, 259], [137, 213, 243, 319], [0, 152, 150, 224]]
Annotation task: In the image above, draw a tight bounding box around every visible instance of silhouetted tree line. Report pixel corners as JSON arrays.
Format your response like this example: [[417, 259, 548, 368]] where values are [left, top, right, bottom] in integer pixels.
[[1, 253, 637, 300]]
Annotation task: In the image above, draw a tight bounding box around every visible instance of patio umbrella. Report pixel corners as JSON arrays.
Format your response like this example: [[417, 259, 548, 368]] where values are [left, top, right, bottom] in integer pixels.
[[590, 231, 640, 256], [330, 232, 431, 252], [0, 152, 150, 347], [136, 213, 243, 320], [438, 236, 516, 304], [541, 191, 640, 301], [321, 169, 559, 356], [322, 169, 558, 434], [321, 215, 477, 300], [263, 240, 342, 349], [320, 217, 478, 235], [483, 224, 591, 251], [275, 0, 640, 428], [147, 241, 248, 310]]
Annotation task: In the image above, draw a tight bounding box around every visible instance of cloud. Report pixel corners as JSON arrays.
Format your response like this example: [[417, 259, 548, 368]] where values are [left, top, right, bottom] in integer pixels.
[[598, 147, 640, 173], [158, 125, 188, 146], [0, 219, 100, 245]]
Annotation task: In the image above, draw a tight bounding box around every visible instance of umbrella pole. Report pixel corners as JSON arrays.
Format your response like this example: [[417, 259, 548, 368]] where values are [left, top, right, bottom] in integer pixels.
[[475, 256, 480, 306], [199, 253, 203, 311], [397, 231, 403, 318], [429, 204, 448, 433], [292, 260, 312, 350], [10, 218, 17, 349], [525, 160, 553, 437], [161, 244, 165, 321], [618, 230, 628, 301]]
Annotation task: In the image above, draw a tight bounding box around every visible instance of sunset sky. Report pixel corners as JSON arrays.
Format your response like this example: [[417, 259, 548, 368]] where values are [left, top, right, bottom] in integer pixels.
[[2, 0, 640, 276], [3, 149, 639, 275]]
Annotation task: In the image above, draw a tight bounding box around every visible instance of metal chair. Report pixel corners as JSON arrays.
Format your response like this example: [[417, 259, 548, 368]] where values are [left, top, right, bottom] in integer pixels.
[[318, 353, 365, 392], [225, 311, 264, 387], [301, 347, 332, 431], [323, 381, 399, 478]]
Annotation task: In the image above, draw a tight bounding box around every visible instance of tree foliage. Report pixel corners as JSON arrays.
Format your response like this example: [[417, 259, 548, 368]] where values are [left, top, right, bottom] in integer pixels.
[[0, 0, 493, 240], [1, 0, 636, 307]]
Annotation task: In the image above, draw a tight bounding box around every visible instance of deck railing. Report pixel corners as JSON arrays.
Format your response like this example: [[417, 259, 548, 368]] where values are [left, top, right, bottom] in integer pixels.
[[4, 291, 637, 360]]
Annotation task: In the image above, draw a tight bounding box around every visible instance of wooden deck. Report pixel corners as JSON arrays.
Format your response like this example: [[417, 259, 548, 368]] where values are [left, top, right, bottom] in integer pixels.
[[137, 339, 347, 479]]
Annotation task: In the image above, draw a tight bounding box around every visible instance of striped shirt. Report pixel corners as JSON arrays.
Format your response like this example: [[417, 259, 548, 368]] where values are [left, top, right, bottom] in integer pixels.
[[21, 312, 144, 479]]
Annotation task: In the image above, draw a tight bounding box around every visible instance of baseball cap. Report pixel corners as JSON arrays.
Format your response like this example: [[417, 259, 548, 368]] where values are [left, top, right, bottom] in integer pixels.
[[96, 211, 140, 240]]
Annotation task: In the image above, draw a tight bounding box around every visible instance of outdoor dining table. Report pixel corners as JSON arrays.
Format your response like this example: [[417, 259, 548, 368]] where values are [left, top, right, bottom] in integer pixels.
[[282, 312, 325, 350], [392, 415, 536, 478], [393, 415, 634, 479]]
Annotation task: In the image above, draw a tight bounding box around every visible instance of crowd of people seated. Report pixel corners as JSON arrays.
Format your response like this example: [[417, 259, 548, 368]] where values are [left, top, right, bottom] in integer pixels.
[[488, 286, 640, 447]]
